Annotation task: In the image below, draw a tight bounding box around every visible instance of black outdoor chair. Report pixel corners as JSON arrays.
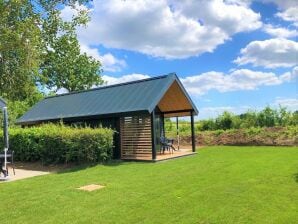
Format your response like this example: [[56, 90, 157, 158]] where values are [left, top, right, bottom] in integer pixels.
[[0, 150, 15, 176], [160, 137, 176, 154]]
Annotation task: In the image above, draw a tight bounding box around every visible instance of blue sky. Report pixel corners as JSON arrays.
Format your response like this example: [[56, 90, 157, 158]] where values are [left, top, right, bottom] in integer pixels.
[[61, 0, 297, 119]]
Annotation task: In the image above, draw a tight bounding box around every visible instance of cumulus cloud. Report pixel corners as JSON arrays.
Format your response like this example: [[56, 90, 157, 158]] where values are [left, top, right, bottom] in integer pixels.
[[234, 38, 298, 68], [102, 74, 151, 85], [180, 69, 290, 95], [199, 95, 298, 119], [60, 3, 89, 22], [261, 0, 297, 10], [263, 24, 297, 38], [199, 106, 252, 119], [261, 0, 298, 27], [80, 44, 126, 72], [276, 7, 298, 27], [172, 0, 261, 34], [62, 0, 262, 59], [100, 68, 296, 96], [273, 97, 298, 111], [279, 66, 298, 82]]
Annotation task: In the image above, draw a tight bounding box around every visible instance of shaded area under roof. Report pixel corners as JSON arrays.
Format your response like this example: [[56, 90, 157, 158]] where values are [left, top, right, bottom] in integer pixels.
[[17, 73, 198, 125]]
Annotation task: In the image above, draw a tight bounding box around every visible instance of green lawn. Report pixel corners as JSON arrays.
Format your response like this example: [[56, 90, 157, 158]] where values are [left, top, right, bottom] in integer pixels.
[[1, 146, 298, 224]]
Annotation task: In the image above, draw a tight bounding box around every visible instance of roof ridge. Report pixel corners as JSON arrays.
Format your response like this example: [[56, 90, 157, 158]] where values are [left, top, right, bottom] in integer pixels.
[[46, 73, 175, 99]]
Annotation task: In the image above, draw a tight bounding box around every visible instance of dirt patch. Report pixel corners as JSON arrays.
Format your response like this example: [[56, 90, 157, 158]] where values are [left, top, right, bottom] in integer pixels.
[[78, 184, 105, 192], [179, 127, 298, 146]]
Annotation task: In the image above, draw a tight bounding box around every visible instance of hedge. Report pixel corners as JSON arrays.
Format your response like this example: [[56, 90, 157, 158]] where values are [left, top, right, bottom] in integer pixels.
[[0, 124, 114, 164]]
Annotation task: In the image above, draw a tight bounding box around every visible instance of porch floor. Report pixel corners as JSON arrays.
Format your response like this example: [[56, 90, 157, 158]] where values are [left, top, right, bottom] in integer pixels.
[[155, 147, 196, 161], [121, 147, 196, 161]]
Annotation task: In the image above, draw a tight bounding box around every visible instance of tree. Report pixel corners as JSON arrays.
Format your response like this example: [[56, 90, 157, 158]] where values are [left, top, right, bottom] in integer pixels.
[[38, 1, 103, 92], [239, 111, 258, 128], [216, 111, 233, 130], [0, 0, 41, 101], [0, 0, 102, 101], [257, 106, 277, 127]]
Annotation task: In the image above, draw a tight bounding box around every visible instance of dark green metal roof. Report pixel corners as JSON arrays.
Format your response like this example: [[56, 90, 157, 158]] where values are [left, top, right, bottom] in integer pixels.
[[17, 73, 198, 124]]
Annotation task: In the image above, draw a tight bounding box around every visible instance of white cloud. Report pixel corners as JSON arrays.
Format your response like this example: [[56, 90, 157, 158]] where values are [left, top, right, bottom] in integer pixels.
[[280, 66, 298, 82], [80, 44, 126, 72], [199, 96, 298, 119], [276, 7, 298, 27], [261, 0, 297, 10], [181, 69, 294, 95], [273, 97, 298, 111], [67, 0, 261, 59], [60, 3, 89, 22], [263, 24, 297, 38], [234, 38, 298, 68], [173, 0, 261, 34], [100, 68, 296, 96], [199, 106, 253, 119], [262, 1, 298, 27], [181, 67, 298, 95], [102, 74, 151, 85]]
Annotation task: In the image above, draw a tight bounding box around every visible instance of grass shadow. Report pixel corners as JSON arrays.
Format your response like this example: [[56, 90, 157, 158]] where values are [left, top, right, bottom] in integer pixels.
[[294, 173, 298, 183], [13, 158, 153, 176], [56, 159, 146, 174]]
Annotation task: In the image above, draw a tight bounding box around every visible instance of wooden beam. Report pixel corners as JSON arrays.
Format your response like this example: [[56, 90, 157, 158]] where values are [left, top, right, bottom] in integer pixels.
[[162, 109, 193, 115], [191, 111, 195, 152]]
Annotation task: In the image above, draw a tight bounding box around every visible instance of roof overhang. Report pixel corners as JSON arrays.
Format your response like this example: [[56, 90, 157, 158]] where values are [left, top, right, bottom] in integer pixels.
[[16, 110, 151, 125], [151, 74, 198, 117]]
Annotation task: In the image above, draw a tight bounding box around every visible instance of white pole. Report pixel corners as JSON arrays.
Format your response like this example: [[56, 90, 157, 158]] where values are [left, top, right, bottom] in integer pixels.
[[3, 107, 9, 177], [4, 148, 7, 174]]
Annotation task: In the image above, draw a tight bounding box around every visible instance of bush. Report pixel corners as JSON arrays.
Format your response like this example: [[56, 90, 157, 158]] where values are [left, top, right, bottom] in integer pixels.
[[0, 124, 114, 164]]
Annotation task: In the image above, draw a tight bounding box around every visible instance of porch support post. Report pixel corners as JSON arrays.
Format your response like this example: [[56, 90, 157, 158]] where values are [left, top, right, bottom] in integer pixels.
[[190, 111, 196, 152], [176, 117, 179, 150], [151, 110, 157, 160], [161, 113, 165, 137]]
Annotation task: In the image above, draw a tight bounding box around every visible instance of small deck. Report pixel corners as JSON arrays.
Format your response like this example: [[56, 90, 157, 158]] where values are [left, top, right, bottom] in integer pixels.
[[155, 147, 196, 161], [121, 147, 196, 161]]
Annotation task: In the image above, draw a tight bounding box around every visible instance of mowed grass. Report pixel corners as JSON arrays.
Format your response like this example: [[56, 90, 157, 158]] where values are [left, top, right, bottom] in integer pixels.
[[0, 146, 297, 224]]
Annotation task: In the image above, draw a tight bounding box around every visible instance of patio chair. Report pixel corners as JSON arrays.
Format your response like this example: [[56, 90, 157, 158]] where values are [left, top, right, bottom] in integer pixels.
[[160, 137, 175, 154], [6, 150, 15, 176], [0, 150, 15, 176]]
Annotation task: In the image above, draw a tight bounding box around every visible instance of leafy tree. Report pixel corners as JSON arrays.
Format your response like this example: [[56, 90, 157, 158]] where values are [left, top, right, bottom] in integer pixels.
[[40, 33, 103, 92], [216, 111, 233, 130], [38, 1, 103, 92], [276, 106, 291, 126], [239, 111, 258, 128], [257, 106, 277, 127], [0, 0, 102, 101], [231, 115, 241, 129], [289, 111, 298, 126], [201, 119, 216, 131], [0, 0, 41, 101]]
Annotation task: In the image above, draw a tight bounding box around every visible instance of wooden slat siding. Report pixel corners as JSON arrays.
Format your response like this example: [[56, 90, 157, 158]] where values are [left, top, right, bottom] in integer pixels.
[[120, 115, 152, 160]]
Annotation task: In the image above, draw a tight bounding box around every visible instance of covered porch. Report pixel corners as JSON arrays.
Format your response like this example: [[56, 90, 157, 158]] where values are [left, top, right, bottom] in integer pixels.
[[120, 79, 198, 161]]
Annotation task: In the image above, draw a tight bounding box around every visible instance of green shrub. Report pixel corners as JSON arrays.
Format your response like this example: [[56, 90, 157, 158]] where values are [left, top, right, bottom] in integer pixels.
[[0, 124, 114, 164]]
